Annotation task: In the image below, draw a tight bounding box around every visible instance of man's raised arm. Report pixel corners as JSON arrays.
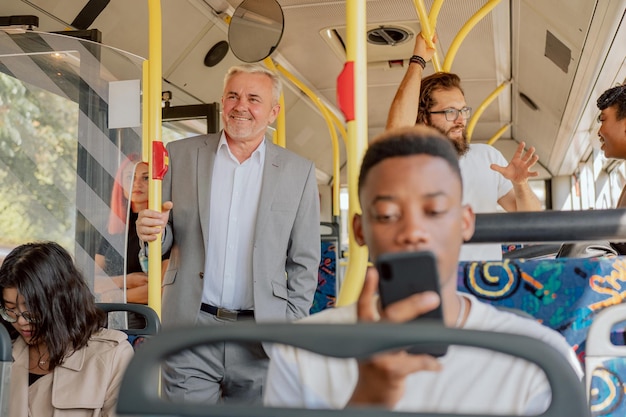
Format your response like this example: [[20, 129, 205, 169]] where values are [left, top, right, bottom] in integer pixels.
[[385, 33, 437, 130]]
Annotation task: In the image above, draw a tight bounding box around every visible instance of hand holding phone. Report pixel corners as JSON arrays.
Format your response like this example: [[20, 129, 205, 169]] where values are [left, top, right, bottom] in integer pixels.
[[375, 251, 448, 356]]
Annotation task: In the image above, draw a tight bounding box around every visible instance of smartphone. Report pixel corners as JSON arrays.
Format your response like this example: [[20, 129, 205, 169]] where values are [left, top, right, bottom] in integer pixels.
[[375, 251, 448, 356]]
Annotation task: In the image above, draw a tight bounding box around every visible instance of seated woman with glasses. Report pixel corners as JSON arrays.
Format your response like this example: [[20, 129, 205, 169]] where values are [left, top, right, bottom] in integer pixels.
[[0, 241, 134, 417]]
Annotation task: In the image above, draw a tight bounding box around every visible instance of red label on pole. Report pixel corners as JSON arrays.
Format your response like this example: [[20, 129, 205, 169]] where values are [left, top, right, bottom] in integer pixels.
[[337, 61, 355, 121], [152, 142, 168, 180]]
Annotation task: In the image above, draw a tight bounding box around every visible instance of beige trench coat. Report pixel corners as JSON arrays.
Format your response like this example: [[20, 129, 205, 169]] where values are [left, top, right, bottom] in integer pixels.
[[9, 328, 133, 417]]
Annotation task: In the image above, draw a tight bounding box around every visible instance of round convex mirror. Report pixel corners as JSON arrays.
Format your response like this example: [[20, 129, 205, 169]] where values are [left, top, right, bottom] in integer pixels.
[[228, 0, 284, 63]]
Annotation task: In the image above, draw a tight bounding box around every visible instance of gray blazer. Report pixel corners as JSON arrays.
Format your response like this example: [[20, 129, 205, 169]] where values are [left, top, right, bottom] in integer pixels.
[[160, 133, 320, 327]]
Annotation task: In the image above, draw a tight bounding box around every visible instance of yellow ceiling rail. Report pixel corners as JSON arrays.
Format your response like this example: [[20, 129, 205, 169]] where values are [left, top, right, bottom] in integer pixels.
[[274, 63, 342, 217], [263, 57, 286, 147], [442, 0, 501, 72], [428, 0, 445, 30], [487, 123, 512, 146], [413, 0, 441, 72], [466, 80, 510, 142], [328, 109, 348, 145], [146, 0, 163, 319], [336, 0, 369, 307]]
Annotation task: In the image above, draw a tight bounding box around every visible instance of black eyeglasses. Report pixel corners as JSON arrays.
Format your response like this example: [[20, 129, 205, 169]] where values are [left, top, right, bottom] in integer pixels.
[[0, 306, 38, 323], [429, 106, 472, 121]]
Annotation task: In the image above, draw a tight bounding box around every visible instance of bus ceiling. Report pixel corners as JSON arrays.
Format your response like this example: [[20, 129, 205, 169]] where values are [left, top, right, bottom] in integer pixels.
[[0, 0, 625, 184]]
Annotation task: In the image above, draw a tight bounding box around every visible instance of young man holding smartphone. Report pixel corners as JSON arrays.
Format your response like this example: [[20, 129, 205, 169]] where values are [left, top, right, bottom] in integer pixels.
[[264, 126, 582, 414]]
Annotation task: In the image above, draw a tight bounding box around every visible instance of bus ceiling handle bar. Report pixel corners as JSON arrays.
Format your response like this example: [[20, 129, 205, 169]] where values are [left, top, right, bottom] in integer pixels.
[[116, 323, 589, 417], [470, 208, 626, 243]]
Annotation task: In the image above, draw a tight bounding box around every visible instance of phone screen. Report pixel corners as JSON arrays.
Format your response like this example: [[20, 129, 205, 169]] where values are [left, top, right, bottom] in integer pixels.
[[375, 251, 448, 356]]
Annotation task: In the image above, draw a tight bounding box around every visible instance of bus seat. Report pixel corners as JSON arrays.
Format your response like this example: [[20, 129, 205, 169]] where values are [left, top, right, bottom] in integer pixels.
[[586, 303, 626, 417], [311, 222, 340, 314], [116, 322, 588, 417], [311, 239, 337, 314], [0, 324, 11, 417], [97, 303, 161, 349], [556, 242, 618, 259], [503, 243, 562, 259], [458, 256, 626, 365]]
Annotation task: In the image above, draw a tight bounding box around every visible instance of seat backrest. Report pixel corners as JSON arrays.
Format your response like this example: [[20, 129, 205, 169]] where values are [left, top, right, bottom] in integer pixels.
[[116, 322, 588, 417], [311, 239, 337, 314], [586, 303, 626, 417], [97, 303, 160, 349], [0, 325, 11, 417], [458, 256, 626, 365], [311, 222, 341, 314]]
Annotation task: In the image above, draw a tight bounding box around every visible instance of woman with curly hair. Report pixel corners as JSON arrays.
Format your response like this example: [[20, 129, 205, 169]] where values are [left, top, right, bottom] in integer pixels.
[[0, 241, 133, 417]]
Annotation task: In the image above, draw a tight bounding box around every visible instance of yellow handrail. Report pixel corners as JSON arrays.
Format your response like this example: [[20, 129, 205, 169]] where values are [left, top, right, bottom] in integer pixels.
[[146, 0, 163, 319], [336, 0, 369, 307], [442, 0, 501, 72], [274, 63, 342, 217], [413, 0, 441, 72], [466, 80, 510, 142], [487, 123, 511, 146], [428, 0, 445, 30], [329, 111, 348, 145], [263, 57, 286, 147]]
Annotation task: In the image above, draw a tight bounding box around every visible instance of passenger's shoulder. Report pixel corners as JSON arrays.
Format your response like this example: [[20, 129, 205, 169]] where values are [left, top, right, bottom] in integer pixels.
[[468, 143, 504, 156], [298, 304, 357, 324], [91, 328, 133, 345], [63, 329, 133, 370], [269, 141, 314, 167], [270, 305, 357, 361]]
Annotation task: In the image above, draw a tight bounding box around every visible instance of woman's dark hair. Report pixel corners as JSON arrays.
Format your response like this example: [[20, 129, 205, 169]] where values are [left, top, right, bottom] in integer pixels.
[[359, 126, 462, 196], [0, 241, 106, 369], [597, 84, 626, 120]]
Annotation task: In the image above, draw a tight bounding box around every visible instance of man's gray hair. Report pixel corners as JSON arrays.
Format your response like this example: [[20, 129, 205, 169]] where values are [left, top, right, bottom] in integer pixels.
[[224, 63, 282, 105]]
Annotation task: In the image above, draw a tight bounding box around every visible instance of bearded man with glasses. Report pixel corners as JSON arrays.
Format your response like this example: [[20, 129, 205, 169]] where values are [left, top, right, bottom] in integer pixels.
[[386, 34, 541, 261]]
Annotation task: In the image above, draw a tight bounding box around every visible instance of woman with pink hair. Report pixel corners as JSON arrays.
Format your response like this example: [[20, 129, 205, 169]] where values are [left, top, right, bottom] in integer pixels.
[[95, 154, 168, 327]]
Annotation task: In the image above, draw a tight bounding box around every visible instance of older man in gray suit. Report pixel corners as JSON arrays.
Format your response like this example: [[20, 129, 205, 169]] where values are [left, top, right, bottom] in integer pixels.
[[137, 63, 320, 404]]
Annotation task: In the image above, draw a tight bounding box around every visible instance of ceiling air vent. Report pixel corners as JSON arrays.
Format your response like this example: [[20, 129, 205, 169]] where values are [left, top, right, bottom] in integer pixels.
[[545, 30, 571, 73], [519, 92, 539, 111], [367, 26, 410, 46]]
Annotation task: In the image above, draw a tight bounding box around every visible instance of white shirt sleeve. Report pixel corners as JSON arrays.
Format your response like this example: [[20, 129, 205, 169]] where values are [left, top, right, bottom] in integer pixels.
[[264, 343, 307, 408]]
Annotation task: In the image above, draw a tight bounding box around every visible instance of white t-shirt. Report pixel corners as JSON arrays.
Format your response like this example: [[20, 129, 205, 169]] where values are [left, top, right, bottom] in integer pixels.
[[459, 144, 513, 261], [264, 293, 582, 415]]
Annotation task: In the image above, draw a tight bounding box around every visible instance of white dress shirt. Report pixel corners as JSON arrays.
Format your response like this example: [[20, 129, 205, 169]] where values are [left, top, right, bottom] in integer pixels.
[[202, 133, 265, 310]]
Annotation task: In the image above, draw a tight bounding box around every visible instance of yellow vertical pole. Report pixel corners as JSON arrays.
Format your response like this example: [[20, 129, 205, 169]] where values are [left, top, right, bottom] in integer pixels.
[[142, 61, 150, 170], [336, 0, 369, 306], [146, 0, 163, 319], [263, 57, 286, 147], [428, 0, 445, 30]]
